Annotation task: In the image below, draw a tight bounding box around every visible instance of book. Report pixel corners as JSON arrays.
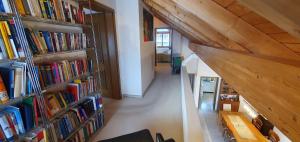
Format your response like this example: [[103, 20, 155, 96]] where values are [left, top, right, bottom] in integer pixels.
[[0, 67, 15, 99], [15, 0, 27, 15], [1, 0, 11, 13], [0, 21, 15, 59], [3, 106, 26, 134], [0, 113, 14, 141], [13, 67, 23, 98], [8, 20, 25, 58], [0, 73, 9, 104]]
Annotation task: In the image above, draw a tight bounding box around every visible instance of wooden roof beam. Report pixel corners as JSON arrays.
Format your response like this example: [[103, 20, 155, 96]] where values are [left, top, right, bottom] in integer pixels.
[[146, 0, 250, 53], [171, 0, 300, 62], [144, 0, 215, 45], [237, 0, 300, 40]]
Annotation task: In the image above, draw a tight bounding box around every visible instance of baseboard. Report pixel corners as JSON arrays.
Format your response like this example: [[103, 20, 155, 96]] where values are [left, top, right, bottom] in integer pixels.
[[122, 94, 144, 98]]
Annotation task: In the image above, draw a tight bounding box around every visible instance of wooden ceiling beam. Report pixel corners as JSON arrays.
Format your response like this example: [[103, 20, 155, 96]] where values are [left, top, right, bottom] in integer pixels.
[[237, 0, 300, 40], [191, 43, 300, 141], [144, 0, 215, 45], [171, 0, 300, 62], [146, 0, 250, 53]]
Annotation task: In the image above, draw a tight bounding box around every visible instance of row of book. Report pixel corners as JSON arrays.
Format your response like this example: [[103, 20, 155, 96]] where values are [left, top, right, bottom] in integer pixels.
[[45, 78, 100, 118], [0, 62, 33, 104], [0, 0, 85, 24], [25, 28, 87, 55], [0, 96, 40, 141], [47, 97, 103, 141], [0, 20, 25, 60], [37, 59, 88, 89], [66, 112, 104, 142]]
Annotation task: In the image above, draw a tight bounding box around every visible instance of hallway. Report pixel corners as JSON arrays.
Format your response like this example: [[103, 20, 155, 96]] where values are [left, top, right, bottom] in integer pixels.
[[91, 63, 183, 142]]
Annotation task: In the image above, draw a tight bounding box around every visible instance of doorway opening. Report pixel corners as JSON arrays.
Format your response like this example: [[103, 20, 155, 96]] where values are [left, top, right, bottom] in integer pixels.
[[155, 28, 172, 64], [199, 77, 219, 112]]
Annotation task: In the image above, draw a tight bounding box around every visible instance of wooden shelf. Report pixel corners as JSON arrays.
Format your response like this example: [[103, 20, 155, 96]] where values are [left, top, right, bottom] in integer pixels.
[[0, 12, 15, 18], [63, 108, 103, 142], [42, 73, 90, 93], [21, 16, 91, 28], [33, 50, 87, 64], [0, 93, 35, 109]]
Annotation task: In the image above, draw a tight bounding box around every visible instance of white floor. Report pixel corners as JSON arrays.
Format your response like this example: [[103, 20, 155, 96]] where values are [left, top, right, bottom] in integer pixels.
[[90, 63, 183, 142]]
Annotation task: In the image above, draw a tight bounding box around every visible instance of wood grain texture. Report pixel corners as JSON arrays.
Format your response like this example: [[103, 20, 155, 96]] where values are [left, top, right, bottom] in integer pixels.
[[237, 0, 300, 40], [171, 0, 300, 61], [33, 50, 87, 64], [191, 43, 300, 141], [226, 2, 251, 17]]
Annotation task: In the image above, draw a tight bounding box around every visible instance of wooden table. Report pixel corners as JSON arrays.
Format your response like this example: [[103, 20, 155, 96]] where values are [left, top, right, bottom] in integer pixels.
[[219, 111, 268, 142]]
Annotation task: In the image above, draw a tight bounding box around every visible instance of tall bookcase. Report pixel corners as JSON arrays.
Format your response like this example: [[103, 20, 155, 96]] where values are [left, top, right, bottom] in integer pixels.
[[0, 0, 104, 141]]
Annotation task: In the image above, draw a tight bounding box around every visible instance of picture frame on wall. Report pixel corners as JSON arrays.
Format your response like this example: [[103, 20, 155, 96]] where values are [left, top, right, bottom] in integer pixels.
[[143, 9, 154, 41]]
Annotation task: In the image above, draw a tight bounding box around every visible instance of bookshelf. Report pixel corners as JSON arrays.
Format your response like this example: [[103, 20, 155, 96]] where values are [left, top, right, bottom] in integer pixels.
[[218, 80, 240, 112], [0, 0, 104, 142]]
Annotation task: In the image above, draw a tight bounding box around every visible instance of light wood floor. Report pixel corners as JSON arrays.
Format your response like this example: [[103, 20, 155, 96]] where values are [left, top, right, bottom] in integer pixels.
[[90, 63, 183, 142]]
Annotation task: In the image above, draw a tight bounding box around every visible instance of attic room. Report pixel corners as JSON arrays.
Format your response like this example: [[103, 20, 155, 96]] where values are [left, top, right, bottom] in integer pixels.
[[0, 0, 298, 142]]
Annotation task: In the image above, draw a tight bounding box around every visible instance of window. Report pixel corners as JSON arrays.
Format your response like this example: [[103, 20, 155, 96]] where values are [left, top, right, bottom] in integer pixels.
[[156, 28, 171, 47]]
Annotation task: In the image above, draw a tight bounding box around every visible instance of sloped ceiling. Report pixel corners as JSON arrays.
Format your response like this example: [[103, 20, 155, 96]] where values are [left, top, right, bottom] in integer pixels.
[[144, 0, 300, 141]]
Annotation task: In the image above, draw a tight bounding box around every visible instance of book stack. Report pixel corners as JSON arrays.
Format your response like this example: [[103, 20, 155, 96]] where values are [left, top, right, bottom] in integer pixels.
[[45, 78, 99, 118], [0, 62, 33, 104], [0, 96, 42, 141], [47, 97, 102, 141], [10, 0, 86, 24], [67, 112, 104, 142], [0, 20, 25, 60], [37, 59, 88, 89], [25, 28, 87, 55], [44, 91, 75, 118], [67, 76, 97, 101]]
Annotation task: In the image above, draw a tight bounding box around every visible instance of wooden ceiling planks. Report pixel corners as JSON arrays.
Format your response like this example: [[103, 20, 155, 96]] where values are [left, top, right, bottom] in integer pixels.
[[190, 43, 300, 141], [226, 1, 251, 17], [213, 0, 300, 60], [171, 0, 300, 62], [237, 0, 300, 40], [253, 22, 285, 34]]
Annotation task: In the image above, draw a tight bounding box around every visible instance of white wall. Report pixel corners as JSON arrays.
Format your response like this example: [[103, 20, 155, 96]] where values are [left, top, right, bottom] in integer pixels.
[[116, 0, 143, 96], [181, 37, 192, 59], [140, 1, 155, 94], [172, 30, 182, 54]]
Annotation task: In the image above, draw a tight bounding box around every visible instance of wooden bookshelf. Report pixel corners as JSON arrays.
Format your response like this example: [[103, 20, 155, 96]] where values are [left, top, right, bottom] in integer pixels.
[[0, 0, 103, 141], [33, 50, 87, 64], [42, 73, 90, 93], [21, 16, 92, 28], [0, 12, 15, 18]]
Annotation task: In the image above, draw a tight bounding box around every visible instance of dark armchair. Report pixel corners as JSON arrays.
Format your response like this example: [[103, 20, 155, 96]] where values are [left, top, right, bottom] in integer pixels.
[[156, 133, 175, 142]]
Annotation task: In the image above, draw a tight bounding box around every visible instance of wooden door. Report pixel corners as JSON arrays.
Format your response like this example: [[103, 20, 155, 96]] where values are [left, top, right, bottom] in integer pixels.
[[91, 13, 121, 99]]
